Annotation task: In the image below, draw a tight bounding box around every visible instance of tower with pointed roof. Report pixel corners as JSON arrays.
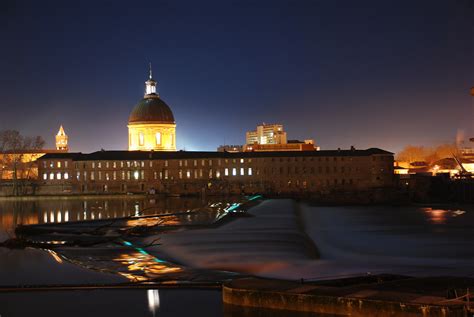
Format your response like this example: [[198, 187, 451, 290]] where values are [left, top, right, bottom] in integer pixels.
[[128, 64, 176, 151], [56, 125, 68, 151]]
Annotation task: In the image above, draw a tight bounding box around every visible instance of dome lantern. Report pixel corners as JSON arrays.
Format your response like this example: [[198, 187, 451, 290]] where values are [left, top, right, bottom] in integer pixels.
[[145, 63, 157, 96]]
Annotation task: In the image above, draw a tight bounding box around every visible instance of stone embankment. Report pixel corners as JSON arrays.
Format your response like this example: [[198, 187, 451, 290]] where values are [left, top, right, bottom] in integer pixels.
[[223, 276, 474, 317]]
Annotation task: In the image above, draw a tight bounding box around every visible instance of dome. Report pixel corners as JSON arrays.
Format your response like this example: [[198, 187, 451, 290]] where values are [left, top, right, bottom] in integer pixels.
[[128, 95, 175, 124]]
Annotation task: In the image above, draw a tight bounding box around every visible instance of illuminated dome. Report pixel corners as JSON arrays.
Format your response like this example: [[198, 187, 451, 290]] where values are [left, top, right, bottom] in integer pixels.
[[127, 63, 176, 151], [128, 95, 175, 124]]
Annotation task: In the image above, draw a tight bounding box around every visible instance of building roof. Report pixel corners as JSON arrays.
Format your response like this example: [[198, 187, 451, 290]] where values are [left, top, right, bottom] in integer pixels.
[[128, 95, 175, 124], [38, 148, 392, 161]]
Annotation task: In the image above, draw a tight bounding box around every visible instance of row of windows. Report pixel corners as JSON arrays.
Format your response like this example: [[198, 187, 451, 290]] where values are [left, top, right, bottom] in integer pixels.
[[45, 165, 372, 183], [43, 155, 390, 171], [43, 172, 69, 180], [43, 161, 69, 168]]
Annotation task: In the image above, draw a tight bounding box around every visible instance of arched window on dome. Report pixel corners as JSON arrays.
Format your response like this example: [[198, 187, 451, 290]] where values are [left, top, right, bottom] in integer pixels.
[[155, 132, 161, 145], [139, 133, 144, 146]]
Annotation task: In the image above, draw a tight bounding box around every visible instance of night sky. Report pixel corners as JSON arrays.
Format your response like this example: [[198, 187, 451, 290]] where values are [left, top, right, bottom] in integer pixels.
[[0, 0, 472, 153]]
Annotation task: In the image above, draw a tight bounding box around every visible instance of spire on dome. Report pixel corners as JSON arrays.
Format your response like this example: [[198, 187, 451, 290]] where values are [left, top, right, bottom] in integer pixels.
[[145, 63, 158, 96]]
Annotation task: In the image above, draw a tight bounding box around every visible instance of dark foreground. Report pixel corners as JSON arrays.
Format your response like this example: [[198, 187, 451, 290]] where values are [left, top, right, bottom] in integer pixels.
[[224, 276, 474, 317]]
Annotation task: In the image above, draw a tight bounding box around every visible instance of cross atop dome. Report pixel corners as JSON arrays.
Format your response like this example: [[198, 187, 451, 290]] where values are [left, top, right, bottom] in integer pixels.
[[145, 62, 158, 97]]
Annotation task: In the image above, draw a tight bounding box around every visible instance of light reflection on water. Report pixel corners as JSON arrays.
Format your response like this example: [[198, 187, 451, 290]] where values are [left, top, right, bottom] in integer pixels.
[[147, 289, 160, 315], [0, 197, 241, 241], [114, 252, 182, 282], [421, 207, 466, 224]]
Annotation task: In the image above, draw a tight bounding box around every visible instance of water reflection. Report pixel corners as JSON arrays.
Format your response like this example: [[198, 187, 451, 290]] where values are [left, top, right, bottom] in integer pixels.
[[421, 207, 466, 224], [147, 289, 160, 315], [114, 252, 182, 282], [0, 197, 243, 241]]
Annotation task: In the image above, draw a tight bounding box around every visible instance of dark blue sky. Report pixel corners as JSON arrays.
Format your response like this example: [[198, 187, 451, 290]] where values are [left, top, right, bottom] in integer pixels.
[[0, 0, 472, 153]]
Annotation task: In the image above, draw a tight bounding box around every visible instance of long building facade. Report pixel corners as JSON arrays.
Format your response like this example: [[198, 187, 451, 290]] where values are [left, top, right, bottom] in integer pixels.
[[37, 148, 394, 196]]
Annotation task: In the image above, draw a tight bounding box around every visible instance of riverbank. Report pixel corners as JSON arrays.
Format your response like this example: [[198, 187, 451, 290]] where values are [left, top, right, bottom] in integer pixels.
[[223, 276, 473, 316]]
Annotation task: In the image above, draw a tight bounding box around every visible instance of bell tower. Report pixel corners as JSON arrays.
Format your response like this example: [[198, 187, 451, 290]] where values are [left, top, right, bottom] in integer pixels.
[[56, 125, 68, 151]]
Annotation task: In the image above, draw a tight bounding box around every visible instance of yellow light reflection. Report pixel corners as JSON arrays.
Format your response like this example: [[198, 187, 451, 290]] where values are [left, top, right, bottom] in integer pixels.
[[47, 249, 63, 264], [113, 252, 182, 282]]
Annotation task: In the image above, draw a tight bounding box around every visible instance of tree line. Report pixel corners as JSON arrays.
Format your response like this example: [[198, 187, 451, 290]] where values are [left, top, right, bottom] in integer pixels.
[[0, 130, 45, 195], [396, 144, 460, 165]]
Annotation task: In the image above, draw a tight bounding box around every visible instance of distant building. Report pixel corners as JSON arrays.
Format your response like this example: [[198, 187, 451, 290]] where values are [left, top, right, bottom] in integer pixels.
[[128, 64, 176, 151], [56, 125, 68, 151], [217, 145, 243, 152], [244, 123, 317, 152], [246, 123, 287, 145]]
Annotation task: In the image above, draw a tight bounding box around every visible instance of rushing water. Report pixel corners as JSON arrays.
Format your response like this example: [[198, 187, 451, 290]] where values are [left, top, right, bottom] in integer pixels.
[[1, 197, 474, 316]]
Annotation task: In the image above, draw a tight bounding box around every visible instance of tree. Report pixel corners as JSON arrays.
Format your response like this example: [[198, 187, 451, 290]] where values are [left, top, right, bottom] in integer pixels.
[[396, 143, 459, 165], [0, 130, 45, 195], [396, 145, 429, 163]]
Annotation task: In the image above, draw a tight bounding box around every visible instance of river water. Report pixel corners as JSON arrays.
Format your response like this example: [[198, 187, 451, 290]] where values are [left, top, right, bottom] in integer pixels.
[[1, 196, 473, 316]]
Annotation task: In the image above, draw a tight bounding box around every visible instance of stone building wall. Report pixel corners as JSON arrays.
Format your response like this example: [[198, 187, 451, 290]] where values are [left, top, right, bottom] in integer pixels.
[[36, 149, 394, 196]]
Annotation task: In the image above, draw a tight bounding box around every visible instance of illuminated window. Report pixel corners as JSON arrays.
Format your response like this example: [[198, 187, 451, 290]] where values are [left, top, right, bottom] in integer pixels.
[[105, 173, 109, 181], [57, 172, 61, 180], [179, 170, 183, 179], [216, 170, 221, 178], [121, 171, 125, 180], [248, 168, 252, 176], [106, 162, 109, 168], [164, 170, 168, 179], [139, 133, 144, 146], [113, 162, 117, 168], [155, 132, 161, 145], [64, 172, 69, 180], [65, 161, 68, 168], [141, 170, 145, 180], [76, 172, 80, 180], [240, 168, 244, 176], [134, 171, 139, 180], [154, 171, 158, 179], [92, 162, 95, 169], [49, 173, 54, 180], [98, 162, 102, 168], [43, 173, 47, 180], [186, 170, 191, 179], [232, 168, 237, 176], [113, 171, 116, 180], [240, 158, 244, 163], [224, 168, 229, 176]]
